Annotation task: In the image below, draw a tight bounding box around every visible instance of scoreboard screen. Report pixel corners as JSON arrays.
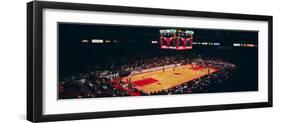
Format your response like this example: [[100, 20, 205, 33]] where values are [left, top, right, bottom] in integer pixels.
[[160, 29, 193, 50]]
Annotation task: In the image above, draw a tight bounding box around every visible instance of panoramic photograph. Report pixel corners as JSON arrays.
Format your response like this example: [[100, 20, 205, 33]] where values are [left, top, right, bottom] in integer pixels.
[[58, 23, 258, 99]]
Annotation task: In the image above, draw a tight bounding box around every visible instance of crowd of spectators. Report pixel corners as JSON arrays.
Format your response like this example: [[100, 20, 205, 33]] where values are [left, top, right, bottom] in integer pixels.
[[148, 61, 236, 95], [59, 53, 236, 99]]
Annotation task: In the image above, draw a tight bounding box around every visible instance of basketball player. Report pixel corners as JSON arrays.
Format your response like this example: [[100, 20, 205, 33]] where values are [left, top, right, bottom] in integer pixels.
[[173, 62, 177, 72]]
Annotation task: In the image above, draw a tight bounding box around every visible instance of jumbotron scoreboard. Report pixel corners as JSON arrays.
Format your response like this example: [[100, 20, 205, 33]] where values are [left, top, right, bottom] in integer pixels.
[[160, 29, 194, 50]]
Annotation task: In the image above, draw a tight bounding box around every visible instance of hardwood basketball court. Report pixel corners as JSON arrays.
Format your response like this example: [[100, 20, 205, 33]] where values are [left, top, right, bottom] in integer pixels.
[[121, 64, 218, 93]]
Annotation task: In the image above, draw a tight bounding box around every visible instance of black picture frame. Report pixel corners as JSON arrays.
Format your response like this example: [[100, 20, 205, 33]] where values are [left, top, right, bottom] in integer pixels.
[[27, 1, 273, 122]]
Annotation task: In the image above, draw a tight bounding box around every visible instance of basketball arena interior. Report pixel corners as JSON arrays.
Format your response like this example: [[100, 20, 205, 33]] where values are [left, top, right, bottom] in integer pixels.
[[58, 23, 258, 99]]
